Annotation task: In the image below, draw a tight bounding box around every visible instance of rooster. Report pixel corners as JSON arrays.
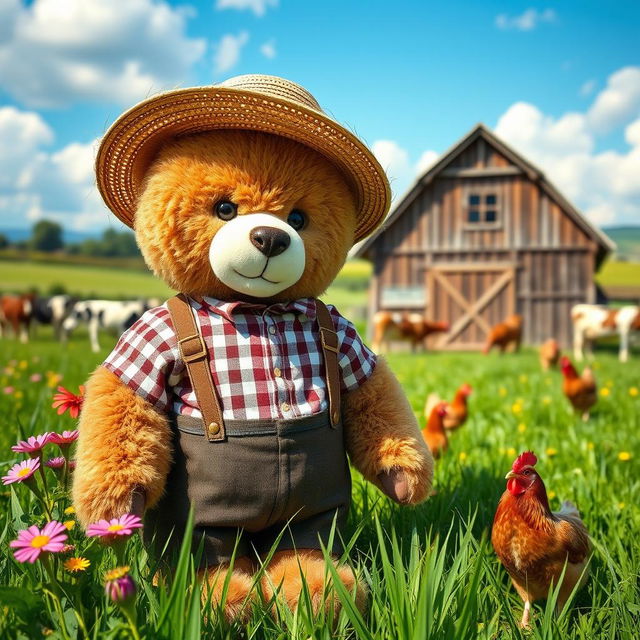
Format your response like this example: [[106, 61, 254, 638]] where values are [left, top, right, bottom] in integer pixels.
[[492, 451, 590, 628], [423, 383, 472, 430], [421, 402, 448, 458], [560, 356, 597, 420], [483, 314, 523, 354], [539, 338, 560, 370]]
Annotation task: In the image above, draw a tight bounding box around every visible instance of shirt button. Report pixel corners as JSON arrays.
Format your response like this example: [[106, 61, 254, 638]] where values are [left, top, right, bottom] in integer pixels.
[[207, 422, 220, 437], [274, 367, 282, 377], [281, 402, 290, 412], [268, 326, 276, 335]]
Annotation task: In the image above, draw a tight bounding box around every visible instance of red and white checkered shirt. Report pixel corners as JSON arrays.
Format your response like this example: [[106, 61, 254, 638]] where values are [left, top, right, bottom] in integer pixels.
[[103, 296, 376, 421]]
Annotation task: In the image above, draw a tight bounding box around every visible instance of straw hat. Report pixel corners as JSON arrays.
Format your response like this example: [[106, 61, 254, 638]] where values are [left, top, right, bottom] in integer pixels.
[[95, 74, 391, 243]]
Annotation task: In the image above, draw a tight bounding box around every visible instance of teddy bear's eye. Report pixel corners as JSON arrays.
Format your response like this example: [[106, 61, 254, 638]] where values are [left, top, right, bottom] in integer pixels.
[[287, 209, 306, 231], [214, 200, 238, 221]]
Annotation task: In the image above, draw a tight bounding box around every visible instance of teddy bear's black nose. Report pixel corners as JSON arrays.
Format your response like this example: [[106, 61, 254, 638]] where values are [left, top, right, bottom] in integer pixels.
[[250, 226, 291, 258]]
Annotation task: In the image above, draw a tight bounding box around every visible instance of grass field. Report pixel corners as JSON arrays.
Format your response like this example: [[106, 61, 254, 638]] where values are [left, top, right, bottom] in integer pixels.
[[0, 328, 638, 639]]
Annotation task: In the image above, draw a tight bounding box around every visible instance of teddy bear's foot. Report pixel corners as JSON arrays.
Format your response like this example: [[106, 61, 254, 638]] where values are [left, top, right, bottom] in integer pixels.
[[261, 549, 366, 620], [201, 556, 256, 623]]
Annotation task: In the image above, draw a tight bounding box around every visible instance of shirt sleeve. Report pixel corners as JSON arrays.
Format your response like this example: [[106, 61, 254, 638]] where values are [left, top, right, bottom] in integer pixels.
[[102, 305, 178, 413], [327, 305, 377, 393]]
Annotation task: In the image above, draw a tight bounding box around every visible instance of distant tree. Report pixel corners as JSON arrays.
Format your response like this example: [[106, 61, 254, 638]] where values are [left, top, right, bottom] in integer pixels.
[[0, 233, 8, 250], [77, 229, 139, 257], [30, 220, 64, 252]]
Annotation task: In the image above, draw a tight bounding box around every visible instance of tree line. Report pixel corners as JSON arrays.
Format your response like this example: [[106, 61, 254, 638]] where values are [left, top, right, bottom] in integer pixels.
[[0, 220, 140, 258]]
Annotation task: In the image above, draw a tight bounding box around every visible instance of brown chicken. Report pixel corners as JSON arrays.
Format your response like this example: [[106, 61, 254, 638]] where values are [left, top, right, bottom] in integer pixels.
[[421, 402, 448, 458], [492, 451, 590, 628], [423, 383, 472, 430], [560, 356, 597, 420], [539, 338, 560, 370], [483, 314, 523, 354]]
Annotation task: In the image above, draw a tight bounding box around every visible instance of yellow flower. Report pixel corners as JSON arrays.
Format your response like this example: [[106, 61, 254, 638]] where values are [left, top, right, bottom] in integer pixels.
[[458, 452, 468, 462], [546, 447, 558, 457], [64, 557, 90, 573], [630, 387, 638, 397], [506, 447, 516, 457], [14, 390, 23, 400], [18, 360, 27, 370], [498, 387, 507, 397], [587, 442, 594, 450], [519, 374, 528, 384], [618, 451, 632, 461], [518, 423, 527, 433], [64, 505, 76, 515], [64, 520, 76, 530], [600, 388, 610, 397], [548, 490, 556, 499], [542, 396, 551, 405], [511, 403, 523, 415], [104, 566, 130, 581], [618, 502, 625, 509]]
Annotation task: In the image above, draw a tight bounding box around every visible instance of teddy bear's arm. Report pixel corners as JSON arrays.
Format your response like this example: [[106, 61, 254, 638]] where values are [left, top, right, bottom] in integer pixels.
[[342, 356, 433, 505], [72, 367, 173, 526]]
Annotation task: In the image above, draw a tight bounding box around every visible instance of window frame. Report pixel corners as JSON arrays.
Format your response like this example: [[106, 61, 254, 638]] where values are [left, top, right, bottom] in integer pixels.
[[463, 187, 502, 230]]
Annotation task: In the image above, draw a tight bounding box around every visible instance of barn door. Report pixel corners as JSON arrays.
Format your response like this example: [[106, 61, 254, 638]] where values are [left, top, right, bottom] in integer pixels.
[[427, 263, 516, 350]]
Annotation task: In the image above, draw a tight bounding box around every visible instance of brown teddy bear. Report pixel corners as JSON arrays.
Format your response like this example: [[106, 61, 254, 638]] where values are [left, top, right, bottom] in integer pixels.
[[73, 75, 433, 620]]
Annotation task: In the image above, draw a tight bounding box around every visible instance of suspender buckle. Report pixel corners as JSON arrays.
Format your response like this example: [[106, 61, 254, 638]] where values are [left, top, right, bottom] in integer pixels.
[[320, 327, 339, 353], [178, 334, 207, 363]]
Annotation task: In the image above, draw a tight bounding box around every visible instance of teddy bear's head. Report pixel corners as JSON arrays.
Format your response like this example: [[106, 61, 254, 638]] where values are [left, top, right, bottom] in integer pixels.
[[134, 129, 357, 301]]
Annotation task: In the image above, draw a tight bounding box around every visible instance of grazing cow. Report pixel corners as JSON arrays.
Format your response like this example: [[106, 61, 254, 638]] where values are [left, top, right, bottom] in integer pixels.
[[31, 295, 76, 340], [571, 304, 640, 363], [0, 294, 34, 343], [483, 314, 523, 354], [371, 311, 449, 353], [62, 299, 151, 353]]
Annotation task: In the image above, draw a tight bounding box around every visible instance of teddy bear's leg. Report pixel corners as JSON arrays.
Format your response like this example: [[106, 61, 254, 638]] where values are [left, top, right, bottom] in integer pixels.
[[73, 367, 173, 525], [261, 549, 366, 618], [343, 356, 434, 505], [201, 556, 256, 622]]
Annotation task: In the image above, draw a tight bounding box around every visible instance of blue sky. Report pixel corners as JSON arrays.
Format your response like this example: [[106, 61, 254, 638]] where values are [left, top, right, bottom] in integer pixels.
[[0, 0, 639, 233]]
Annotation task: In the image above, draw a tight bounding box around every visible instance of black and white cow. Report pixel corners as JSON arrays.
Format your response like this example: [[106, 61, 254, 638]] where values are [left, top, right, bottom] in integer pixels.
[[31, 295, 76, 340], [62, 299, 153, 353]]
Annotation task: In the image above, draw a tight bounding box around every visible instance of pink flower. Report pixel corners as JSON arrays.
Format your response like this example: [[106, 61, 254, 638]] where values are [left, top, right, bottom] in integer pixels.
[[49, 430, 79, 445], [3, 386, 14, 395], [45, 457, 66, 469], [87, 514, 143, 541], [9, 521, 68, 563], [29, 373, 42, 382], [52, 386, 85, 419], [104, 566, 137, 603], [2, 458, 40, 485], [11, 433, 52, 455]]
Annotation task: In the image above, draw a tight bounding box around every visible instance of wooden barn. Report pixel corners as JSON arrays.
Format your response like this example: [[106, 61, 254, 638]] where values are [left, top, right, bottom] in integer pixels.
[[356, 124, 615, 350]]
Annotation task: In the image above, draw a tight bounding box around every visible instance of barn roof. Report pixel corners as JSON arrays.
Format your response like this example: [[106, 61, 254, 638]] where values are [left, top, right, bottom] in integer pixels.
[[355, 123, 615, 266]]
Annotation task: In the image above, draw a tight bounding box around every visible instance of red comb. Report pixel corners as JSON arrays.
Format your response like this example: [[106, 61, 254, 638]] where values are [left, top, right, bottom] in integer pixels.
[[512, 451, 537, 473]]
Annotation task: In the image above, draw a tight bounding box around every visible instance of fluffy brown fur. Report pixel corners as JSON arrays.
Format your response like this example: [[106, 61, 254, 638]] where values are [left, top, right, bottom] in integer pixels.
[[343, 357, 433, 504], [75, 127, 431, 621], [73, 367, 172, 525]]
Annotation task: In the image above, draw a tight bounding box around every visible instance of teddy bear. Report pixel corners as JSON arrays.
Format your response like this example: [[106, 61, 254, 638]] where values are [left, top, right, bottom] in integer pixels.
[[73, 74, 434, 620]]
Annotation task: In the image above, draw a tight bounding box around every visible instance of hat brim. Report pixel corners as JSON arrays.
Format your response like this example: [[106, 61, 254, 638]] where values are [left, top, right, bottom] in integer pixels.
[[95, 86, 391, 243]]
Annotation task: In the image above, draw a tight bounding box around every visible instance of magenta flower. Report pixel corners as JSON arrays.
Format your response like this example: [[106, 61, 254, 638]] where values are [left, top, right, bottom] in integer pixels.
[[45, 457, 66, 469], [11, 433, 52, 455], [52, 385, 85, 418], [49, 430, 79, 446], [104, 566, 137, 603], [87, 514, 143, 540], [2, 458, 40, 485], [9, 521, 68, 563]]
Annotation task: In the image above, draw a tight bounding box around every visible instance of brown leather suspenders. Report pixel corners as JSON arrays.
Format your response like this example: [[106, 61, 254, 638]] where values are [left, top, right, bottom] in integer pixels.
[[166, 294, 341, 441]]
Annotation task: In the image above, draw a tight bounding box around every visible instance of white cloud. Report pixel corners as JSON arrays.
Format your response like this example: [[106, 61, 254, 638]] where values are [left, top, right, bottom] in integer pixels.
[[260, 39, 276, 59], [0, 0, 206, 107], [215, 0, 277, 17], [587, 66, 640, 134], [214, 31, 249, 74], [495, 70, 640, 227], [416, 150, 439, 175], [495, 8, 556, 31]]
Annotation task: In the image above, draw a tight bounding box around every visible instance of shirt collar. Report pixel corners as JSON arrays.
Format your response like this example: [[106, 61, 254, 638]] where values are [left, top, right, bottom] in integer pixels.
[[195, 296, 318, 323]]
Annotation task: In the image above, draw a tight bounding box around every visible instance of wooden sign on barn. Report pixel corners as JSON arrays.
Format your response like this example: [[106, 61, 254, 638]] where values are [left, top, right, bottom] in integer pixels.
[[356, 124, 615, 350]]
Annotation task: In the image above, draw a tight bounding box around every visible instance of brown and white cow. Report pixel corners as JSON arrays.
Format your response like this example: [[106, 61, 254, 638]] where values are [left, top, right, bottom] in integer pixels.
[[371, 311, 449, 353], [571, 304, 640, 362], [0, 294, 34, 343]]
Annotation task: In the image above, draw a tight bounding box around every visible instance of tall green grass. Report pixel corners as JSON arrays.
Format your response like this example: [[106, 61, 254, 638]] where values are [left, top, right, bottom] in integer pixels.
[[0, 332, 638, 638]]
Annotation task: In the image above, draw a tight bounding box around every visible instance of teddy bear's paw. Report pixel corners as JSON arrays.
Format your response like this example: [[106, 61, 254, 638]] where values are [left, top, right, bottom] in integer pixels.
[[261, 550, 366, 621], [201, 564, 256, 623]]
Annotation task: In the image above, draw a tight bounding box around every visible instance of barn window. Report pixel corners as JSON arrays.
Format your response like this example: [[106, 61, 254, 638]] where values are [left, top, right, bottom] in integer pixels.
[[465, 192, 500, 227]]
